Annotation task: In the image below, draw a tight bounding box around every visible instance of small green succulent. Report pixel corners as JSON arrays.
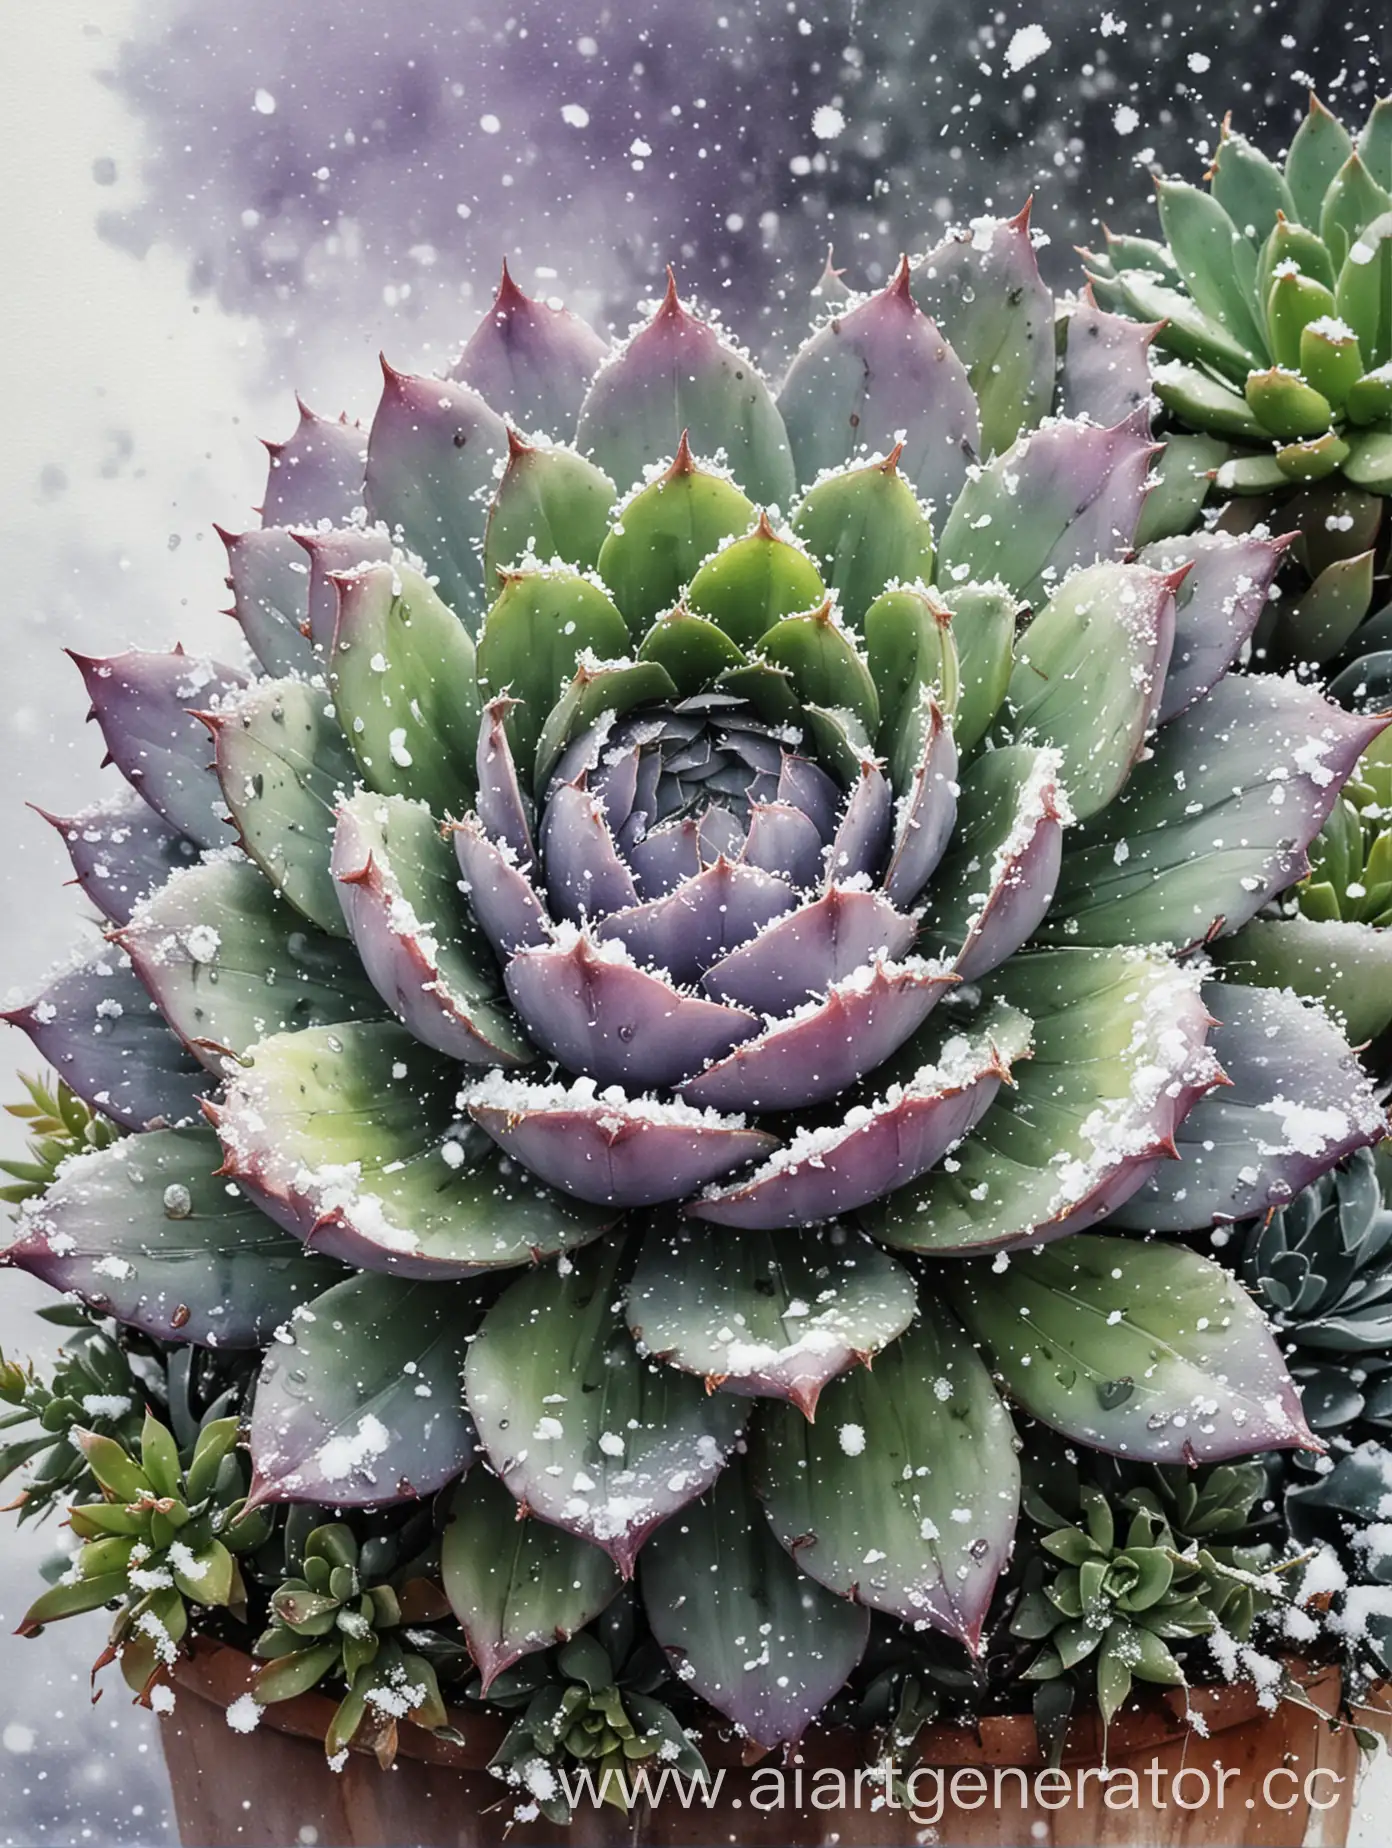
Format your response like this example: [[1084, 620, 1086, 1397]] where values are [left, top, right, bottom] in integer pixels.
[[18, 1412, 268, 1696], [0, 1312, 144, 1521], [251, 1517, 459, 1763], [485, 1629, 704, 1822], [1302, 731, 1392, 929], [1012, 1460, 1284, 1727], [0, 1073, 118, 1207]]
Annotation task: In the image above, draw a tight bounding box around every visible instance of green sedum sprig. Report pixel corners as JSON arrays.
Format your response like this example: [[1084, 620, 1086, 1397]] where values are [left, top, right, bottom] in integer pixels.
[[0, 1073, 118, 1207]]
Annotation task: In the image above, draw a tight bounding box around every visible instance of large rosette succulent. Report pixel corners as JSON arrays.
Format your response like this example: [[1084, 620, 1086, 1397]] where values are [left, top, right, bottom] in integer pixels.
[[5, 227, 1390, 1746]]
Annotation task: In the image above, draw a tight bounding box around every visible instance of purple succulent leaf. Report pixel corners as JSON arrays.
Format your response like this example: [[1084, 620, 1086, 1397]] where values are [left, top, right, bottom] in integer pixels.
[[464, 1238, 747, 1577], [1046, 678, 1391, 948], [260, 400, 367, 528], [248, 1270, 478, 1509], [38, 789, 200, 926], [777, 258, 980, 508], [641, 1458, 870, 1747], [539, 780, 640, 923], [71, 648, 247, 849], [1056, 296, 1162, 428], [597, 859, 798, 985], [687, 1023, 1019, 1230], [574, 273, 795, 506], [2, 1126, 339, 1348], [503, 927, 760, 1090], [220, 525, 316, 679], [741, 799, 826, 887], [882, 699, 959, 908], [463, 1071, 778, 1208], [114, 857, 383, 1070], [450, 262, 609, 434], [865, 947, 1218, 1256], [1139, 530, 1292, 723], [755, 1302, 1020, 1649], [364, 360, 508, 628], [2, 941, 215, 1130], [1109, 982, 1387, 1233], [680, 955, 956, 1112], [701, 885, 917, 1013], [776, 753, 841, 840], [332, 794, 531, 1067], [917, 745, 1067, 982], [476, 696, 536, 871], [909, 205, 1056, 456], [822, 758, 893, 885], [295, 526, 393, 654], [627, 1222, 917, 1415], [625, 816, 702, 898], [949, 1233, 1318, 1464], [698, 805, 746, 864], [214, 1020, 612, 1278], [936, 409, 1157, 607], [451, 811, 550, 958]]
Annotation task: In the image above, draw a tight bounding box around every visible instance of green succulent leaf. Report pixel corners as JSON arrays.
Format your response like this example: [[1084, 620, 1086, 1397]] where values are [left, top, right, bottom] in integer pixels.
[[475, 565, 632, 779], [1322, 155, 1392, 275], [626, 1223, 917, 1416], [116, 858, 383, 1068], [329, 562, 481, 815], [466, 1238, 746, 1576], [637, 609, 748, 697], [1214, 912, 1392, 1046], [684, 515, 826, 650], [911, 211, 1056, 456], [442, 1467, 619, 1691], [863, 585, 960, 778], [755, 1300, 1020, 1646], [483, 439, 617, 582], [755, 603, 880, 741], [1155, 181, 1267, 360], [595, 448, 756, 636], [1132, 435, 1229, 546], [534, 660, 678, 792], [1152, 360, 1265, 440], [949, 1233, 1315, 1463], [214, 1021, 611, 1278], [935, 580, 1018, 754], [1334, 212, 1392, 371], [1280, 550, 1377, 666], [641, 1457, 870, 1748], [248, 1268, 479, 1506], [865, 949, 1209, 1254], [1210, 127, 1296, 245], [1114, 270, 1257, 377], [1285, 97, 1356, 228], [1003, 561, 1174, 820], [212, 677, 358, 937], [1045, 676, 1384, 948], [791, 459, 935, 632]]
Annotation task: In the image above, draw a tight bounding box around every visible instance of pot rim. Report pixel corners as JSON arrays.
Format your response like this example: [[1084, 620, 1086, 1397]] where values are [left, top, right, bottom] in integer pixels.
[[164, 1639, 1351, 1775]]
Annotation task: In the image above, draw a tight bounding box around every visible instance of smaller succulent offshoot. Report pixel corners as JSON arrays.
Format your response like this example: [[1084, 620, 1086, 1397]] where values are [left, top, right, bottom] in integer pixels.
[[0, 1313, 144, 1522], [1013, 1460, 1287, 1728], [18, 1412, 268, 1697]]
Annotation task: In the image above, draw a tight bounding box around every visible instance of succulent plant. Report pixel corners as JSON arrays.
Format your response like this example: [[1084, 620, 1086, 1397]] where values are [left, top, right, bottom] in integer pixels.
[[481, 1622, 702, 1822], [0, 1310, 144, 1521], [251, 1517, 459, 1763], [3, 223, 1389, 1747], [1089, 96, 1392, 688], [17, 1412, 268, 1696], [1238, 1146, 1392, 1442], [1013, 1456, 1285, 1726], [0, 1073, 119, 1207]]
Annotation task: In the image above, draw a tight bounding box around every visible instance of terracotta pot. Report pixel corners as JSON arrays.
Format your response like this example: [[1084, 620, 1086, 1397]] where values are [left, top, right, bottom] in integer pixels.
[[161, 1640, 1390, 1847]]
